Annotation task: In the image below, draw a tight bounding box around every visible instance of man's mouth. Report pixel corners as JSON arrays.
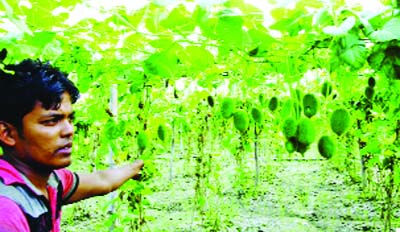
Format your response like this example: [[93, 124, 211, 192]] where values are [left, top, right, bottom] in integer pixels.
[[57, 143, 73, 154]]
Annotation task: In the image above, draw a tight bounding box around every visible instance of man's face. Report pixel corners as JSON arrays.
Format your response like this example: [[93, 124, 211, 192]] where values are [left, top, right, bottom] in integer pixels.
[[14, 92, 75, 171]]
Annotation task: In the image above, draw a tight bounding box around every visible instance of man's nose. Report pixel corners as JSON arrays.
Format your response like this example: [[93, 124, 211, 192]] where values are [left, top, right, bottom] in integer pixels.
[[61, 119, 74, 137]]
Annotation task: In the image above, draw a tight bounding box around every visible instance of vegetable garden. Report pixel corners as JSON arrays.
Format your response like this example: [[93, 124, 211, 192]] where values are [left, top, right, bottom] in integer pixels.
[[1, 0, 400, 231]]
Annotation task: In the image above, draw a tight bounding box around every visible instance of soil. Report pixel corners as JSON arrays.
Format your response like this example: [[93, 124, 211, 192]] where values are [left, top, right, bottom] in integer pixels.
[[62, 151, 400, 232]]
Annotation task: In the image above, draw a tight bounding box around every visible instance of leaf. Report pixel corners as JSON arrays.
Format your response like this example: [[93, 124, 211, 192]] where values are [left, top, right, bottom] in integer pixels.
[[340, 44, 368, 70], [323, 16, 356, 36], [367, 43, 387, 70], [370, 17, 400, 42], [312, 8, 334, 28], [160, 4, 195, 33], [143, 50, 179, 76], [269, 10, 305, 36], [180, 46, 214, 71], [25, 31, 56, 48], [215, 12, 245, 48]]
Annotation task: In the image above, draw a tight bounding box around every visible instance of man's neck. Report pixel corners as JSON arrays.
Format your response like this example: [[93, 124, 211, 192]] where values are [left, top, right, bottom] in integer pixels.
[[3, 153, 51, 197]]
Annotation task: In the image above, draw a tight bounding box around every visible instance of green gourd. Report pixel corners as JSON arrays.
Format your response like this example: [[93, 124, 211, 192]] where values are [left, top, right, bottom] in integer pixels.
[[207, 95, 214, 107], [365, 86, 374, 100], [321, 81, 333, 97], [233, 110, 249, 132], [318, 135, 335, 159], [268, 96, 278, 111], [297, 118, 315, 145], [303, 94, 318, 118], [157, 124, 166, 142], [220, 98, 235, 119], [251, 107, 263, 124], [281, 117, 297, 139], [330, 108, 351, 136], [368, 77, 376, 88], [285, 139, 296, 153], [137, 131, 148, 150]]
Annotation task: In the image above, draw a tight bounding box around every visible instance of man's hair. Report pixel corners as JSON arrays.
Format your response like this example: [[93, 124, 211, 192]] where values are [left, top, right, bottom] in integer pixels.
[[0, 58, 80, 128]]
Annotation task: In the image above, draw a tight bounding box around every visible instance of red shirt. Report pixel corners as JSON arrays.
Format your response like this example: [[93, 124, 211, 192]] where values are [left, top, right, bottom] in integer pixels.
[[0, 157, 79, 232]]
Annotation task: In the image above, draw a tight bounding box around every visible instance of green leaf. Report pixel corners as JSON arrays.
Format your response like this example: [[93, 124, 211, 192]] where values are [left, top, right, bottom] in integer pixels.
[[313, 8, 334, 28], [367, 43, 387, 70], [323, 16, 356, 36], [269, 9, 305, 36], [215, 11, 246, 48], [180, 46, 214, 71], [360, 142, 381, 156], [143, 50, 179, 76], [370, 17, 400, 42], [24, 31, 56, 48], [160, 4, 195, 33], [340, 44, 368, 70], [247, 28, 276, 57]]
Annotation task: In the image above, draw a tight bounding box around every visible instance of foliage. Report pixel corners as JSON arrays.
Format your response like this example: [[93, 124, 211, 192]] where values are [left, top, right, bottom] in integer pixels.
[[1, 0, 399, 230]]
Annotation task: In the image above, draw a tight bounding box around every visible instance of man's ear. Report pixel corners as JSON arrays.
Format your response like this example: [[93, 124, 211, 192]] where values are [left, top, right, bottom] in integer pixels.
[[0, 121, 16, 146]]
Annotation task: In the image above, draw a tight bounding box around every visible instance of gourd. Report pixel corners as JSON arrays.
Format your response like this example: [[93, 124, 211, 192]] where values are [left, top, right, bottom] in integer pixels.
[[330, 108, 351, 136], [220, 98, 235, 119], [364, 86, 374, 100], [285, 140, 296, 153], [251, 107, 263, 124], [321, 81, 333, 97], [297, 118, 315, 145], [268, 96, 278, 112], [137, 131, 148, 150], [207, 95, 214, 107], [233, 110, 249, 132], [318, 135, 335, 159], [368, 77, 375, 88], [303, 94, 318, 118], [281, 117, 297, 139], [157, 124, 166, 142]]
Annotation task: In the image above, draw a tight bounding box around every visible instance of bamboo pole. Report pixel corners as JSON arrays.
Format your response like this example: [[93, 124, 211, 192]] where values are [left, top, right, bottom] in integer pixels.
[[108, 84, 118, 231]]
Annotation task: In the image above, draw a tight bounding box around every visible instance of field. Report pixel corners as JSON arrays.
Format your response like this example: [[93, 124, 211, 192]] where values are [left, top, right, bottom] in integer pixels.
[[2, 0, 400, 231], [63, 147, 399, 231]]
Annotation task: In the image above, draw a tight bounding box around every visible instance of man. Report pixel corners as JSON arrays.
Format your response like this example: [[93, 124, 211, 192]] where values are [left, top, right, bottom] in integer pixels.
[[0, 58, 144, 231]]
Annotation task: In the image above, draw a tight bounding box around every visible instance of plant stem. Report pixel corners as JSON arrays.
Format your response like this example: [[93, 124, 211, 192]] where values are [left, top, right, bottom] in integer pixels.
[[254, 123, 259, 188], [170, 119, 175, 181]]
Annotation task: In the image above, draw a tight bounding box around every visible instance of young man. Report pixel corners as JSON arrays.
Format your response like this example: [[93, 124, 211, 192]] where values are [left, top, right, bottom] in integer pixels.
[[0, 58, 144, 231]]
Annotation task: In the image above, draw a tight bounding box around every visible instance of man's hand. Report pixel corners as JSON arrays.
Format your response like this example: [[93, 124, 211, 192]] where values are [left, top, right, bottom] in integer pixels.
[[131, 160, 144, 180], [66, 160, 145, 204]]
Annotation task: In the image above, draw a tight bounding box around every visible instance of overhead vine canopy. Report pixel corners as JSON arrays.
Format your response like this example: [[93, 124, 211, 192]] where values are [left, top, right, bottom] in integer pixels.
[[1, 0, 399, 91], [1, 1, 400, 231]]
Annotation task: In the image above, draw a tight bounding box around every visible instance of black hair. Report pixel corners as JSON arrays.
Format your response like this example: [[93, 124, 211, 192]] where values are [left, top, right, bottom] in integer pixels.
[[0, 58, 80, 129]]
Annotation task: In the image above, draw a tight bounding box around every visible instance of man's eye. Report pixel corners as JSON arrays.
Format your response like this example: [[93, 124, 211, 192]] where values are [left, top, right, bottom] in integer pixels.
[[43, 118, 59, 125]]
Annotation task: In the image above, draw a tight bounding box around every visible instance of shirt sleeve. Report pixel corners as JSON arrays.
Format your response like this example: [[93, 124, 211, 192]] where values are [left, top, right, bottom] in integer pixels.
[[0, 196, 30, 232], [54, 169, 80, 204]]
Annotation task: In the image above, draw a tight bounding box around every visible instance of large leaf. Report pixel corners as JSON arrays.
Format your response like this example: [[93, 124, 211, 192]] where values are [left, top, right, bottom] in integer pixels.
[[340, 44, 368, 70], [370, 17, 400, 42], [247, 28, 276, 57], [24, 31, 56, 48], [180, 46, 214, 71], [160, 4, 195, 33], [143, 50, 179, 77], [269, 9, 306, 36], [215, 9, 246, 48], [323, 16, 356, 36]]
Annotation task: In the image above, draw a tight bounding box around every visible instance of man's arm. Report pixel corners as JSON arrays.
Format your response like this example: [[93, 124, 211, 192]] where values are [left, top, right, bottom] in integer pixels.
[[65, 160, 144, 204]]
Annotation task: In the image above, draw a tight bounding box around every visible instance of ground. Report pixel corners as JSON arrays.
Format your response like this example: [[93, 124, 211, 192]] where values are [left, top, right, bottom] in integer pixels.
[[62, 150, 399, 232]]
